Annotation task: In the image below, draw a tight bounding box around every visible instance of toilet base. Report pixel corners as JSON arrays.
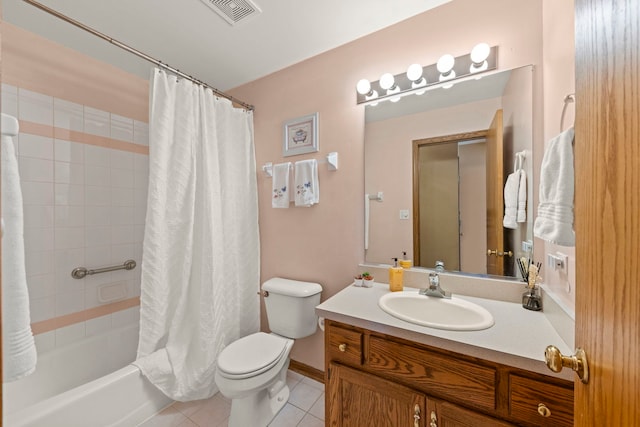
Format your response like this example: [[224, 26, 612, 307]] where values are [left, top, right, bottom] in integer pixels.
[[226, 359, 290, 427]]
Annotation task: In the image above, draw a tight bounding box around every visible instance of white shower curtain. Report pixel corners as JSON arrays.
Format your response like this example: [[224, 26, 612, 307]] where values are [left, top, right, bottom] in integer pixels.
[[134, 69, 260, 401]]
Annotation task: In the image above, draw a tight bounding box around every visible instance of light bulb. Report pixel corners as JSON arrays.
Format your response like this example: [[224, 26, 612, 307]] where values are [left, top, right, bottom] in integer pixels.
[[406, 64, 424, 82], [437, 54, 455, 74], [470, 43, 490, 64], [356, 79, 372, 95], [379, 73, 396, 90]]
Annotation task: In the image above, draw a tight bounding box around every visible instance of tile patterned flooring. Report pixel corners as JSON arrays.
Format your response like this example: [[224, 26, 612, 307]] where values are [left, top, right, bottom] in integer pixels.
[[140, 370, 325, 427]]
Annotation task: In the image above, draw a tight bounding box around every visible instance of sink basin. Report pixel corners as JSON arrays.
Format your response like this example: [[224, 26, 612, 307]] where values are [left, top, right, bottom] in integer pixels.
[[378, 291, 494, 331]]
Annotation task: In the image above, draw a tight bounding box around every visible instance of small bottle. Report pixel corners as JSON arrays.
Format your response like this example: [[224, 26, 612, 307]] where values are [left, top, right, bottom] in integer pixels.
[[389, 258, 404, 292], [399, 251, 412, 269]]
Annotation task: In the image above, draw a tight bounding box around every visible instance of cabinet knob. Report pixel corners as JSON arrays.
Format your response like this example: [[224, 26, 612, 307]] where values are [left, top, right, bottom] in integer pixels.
[[430, 411, 438, 427], [544, 345, 590, 384], [537, 403, 552, 417], [413, 404, 420, 427], [338, 343, 347, 352]]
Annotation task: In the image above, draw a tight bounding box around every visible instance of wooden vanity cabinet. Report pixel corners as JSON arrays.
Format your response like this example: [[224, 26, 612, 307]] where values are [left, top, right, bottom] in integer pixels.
[[325, 319, 573, 427]]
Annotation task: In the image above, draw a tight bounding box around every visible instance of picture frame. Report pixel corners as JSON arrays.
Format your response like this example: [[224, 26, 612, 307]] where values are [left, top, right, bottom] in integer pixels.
[[283, 113, 319, 157]]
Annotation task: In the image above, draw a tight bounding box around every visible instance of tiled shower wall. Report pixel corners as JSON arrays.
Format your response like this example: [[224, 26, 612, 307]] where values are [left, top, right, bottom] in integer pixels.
[[2, 83, 149, 353]]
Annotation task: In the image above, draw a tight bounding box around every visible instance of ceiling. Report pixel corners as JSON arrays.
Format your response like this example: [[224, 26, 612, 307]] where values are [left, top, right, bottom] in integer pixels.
[[3, 0, 451, 91]]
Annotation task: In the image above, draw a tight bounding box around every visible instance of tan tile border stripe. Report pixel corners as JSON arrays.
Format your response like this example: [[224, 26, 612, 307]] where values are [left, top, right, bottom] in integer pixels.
[[31, 297, 141, 335], [19, 120, 150, 155]]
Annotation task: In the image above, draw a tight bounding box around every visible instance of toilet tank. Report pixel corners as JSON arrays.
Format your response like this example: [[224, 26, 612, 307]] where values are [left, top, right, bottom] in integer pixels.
[[262, 278, 322, 339]]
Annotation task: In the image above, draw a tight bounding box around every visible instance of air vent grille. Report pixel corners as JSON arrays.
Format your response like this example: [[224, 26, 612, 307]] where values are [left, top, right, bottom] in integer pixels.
[[200, 0, 261, 25]]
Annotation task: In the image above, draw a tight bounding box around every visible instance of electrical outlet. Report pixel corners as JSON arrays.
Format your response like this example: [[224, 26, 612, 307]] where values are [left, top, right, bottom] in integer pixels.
[[399, 209, 410, 220], [521, 240, 533, 252]]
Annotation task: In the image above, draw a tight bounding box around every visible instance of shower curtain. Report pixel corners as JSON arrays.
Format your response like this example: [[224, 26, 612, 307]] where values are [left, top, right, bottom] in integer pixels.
[[134, 69, 260, 401]]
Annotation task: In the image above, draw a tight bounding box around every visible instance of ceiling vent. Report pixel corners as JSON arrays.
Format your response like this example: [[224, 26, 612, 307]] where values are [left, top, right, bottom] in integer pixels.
[[200, 0, 262, 25]]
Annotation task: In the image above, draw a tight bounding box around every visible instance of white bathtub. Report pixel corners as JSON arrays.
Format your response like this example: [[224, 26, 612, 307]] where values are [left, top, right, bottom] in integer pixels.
[[3, 322, 171, 427]]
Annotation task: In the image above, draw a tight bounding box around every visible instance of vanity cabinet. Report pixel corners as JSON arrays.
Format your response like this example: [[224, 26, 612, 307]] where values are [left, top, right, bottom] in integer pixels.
[[325, 320, 573, 427]]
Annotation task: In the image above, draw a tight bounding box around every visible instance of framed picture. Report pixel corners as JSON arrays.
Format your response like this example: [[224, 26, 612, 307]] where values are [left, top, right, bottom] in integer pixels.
[[283, 113, 319, 157]]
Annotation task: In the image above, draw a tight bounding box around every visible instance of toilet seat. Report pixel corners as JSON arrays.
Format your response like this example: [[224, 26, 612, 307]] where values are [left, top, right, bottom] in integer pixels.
[[217, 332, 291, 379]]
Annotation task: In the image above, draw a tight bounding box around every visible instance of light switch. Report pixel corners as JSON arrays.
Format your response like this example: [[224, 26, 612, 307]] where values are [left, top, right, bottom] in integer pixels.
[[399, 209, 410, 220]]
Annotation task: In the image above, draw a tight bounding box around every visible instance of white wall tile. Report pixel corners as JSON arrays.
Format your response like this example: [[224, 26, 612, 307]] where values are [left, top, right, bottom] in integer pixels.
[[34, 331, 56, 354], [85, 226, 111, 248], [55, 205, 85, 227], [2, 84, 19, 117], [22, 181, 54, 206], [133, 121, 149, 146], [55, 161, 85, 185], [24, 250, 54, 277], [26, 273, 56, 299], [110, 114, 134, 143], [55, 322, 85, 347], [110, 150, 134, 170], [111, 168, 134, 189], [133, 170, 148, 191], [55, 289, 85, 316], [54, 139, 84, 164], [29, 296, 55, 322], [55, 226, 85, 250], [84, 107, 110, 137], [111, 187, 134, 207], [85, 166, 110, 186], [18, 134, 54, 160], [111, 307, 136, 328], [86, 206, 111, 227], [54, 247, 84, 277], [53, 98, 84, 132], [84, 245, 111, 269], [85, 315, 112, 337], [18, 89, 53, 126], [112, 225, 134, 245], [23, 205, 54, 228], [55, 183, 85, 206], [133, 153, 149, 173], [110, 207, 134, 226], [55, 269, 84, 294], [84, 145, 110, 167], [24, 227, 54, 252], [85, 185, 112, 207], [19, 156, 54, 182]]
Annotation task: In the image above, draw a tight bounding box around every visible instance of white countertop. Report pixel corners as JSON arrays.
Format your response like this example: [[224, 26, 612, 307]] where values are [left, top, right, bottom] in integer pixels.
[[316, 282, 574, 379]]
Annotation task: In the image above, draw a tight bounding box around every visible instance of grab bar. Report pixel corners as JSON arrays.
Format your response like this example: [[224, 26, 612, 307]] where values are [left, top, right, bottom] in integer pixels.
[[71, 259, 137, 279]]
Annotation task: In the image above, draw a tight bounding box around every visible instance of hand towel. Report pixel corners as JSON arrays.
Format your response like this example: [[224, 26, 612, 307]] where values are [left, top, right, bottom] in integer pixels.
[[272, 162, 291, 208], [1, 113, 37, 382], [294, 159, 319, 207], [517, 169, 527, 223], [534, 127, 575, 246], [502, 169, 520, 229]]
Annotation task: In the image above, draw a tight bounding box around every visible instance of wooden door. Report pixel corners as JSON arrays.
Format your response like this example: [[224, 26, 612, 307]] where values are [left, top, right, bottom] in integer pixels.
[[327, 362, 426, 427], [574, 0, 640, 425], [485, 109, 505, 275]]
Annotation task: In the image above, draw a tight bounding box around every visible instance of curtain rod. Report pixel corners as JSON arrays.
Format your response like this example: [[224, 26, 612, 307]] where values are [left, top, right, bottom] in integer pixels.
[[22, 0, 255, 111]]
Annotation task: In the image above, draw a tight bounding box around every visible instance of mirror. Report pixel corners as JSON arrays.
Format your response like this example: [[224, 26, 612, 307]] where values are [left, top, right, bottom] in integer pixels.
[[364, 65, 533, 278]]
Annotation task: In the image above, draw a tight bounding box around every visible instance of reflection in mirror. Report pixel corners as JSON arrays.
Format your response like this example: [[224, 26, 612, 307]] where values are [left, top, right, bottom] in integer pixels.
[[364, 66, 533, 278]]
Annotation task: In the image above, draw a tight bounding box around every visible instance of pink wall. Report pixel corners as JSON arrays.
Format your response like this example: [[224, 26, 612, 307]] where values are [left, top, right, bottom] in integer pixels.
[[230, 0, 545, 370], [541, 0, 576, 314]]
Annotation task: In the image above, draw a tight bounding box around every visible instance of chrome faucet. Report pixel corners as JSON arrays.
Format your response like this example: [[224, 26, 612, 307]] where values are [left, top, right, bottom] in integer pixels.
[[419, 273, 451, 299]]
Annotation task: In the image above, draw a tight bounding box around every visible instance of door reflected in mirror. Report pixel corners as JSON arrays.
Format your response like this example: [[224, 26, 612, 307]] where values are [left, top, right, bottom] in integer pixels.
[[364, 66, 533, 278]]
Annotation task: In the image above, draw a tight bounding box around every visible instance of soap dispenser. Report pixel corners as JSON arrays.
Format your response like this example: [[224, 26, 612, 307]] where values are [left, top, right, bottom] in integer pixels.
[[399, 251, 412, 269], [389, 258, 404, 292]]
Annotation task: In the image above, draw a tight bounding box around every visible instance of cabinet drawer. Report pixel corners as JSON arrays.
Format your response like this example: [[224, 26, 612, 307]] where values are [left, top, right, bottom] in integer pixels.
[[368, 336, 497, 412], [327, 324, 363, 365], [509, 374, 573, 427]]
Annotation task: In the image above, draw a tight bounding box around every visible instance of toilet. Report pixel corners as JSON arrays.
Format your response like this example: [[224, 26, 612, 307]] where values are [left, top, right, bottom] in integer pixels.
[[214, 277, 322, 427]]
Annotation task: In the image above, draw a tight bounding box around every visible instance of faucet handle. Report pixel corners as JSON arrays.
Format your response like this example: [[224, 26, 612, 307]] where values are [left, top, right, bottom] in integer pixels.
[[429, 272, 439, 287], [435, 261, 445, 272]]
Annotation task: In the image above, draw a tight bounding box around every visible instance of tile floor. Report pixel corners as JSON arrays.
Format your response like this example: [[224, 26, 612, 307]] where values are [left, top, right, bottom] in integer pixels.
[[139, 370, 325, 427]]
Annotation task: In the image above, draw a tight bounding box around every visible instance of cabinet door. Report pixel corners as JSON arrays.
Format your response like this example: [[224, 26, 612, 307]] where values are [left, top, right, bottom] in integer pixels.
[[328, 362, 426, 427], [427, 398, 514, 427]]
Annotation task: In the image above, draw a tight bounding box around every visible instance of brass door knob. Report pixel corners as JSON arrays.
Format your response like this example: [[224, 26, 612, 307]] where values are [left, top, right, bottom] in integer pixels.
[[487, 249, 513, 257], [537, 403, 551, 417], [338, 343, 347, 352], [544, 345, 589, 384]]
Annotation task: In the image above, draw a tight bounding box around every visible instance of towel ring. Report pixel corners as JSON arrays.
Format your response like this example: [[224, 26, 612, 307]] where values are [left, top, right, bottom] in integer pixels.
[[560, 94, 575, 132]]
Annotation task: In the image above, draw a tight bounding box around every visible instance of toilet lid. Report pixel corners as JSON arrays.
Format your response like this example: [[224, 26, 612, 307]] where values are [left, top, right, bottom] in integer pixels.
[[217, 332, 290, 379]]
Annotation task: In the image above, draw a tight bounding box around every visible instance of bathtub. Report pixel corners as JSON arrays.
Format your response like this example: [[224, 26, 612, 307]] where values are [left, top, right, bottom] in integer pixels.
[[4, 323, 171, 427]]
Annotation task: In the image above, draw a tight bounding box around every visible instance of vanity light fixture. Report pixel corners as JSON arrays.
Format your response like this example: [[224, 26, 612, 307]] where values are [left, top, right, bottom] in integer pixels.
[[355, 44, 498, 105]]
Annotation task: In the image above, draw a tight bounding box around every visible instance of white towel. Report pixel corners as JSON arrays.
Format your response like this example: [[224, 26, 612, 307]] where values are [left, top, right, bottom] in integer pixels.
[[1, 113, 37, 382], [294, 159, 319, 207], [502, 169, 520, 229], [517, 169, 527, 223], [534, 127, 575, 246], [272, 162, 291, 208]]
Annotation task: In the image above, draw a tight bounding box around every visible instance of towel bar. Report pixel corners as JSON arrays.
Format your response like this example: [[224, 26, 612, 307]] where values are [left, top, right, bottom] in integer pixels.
[[71, 259, 137, 279]]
